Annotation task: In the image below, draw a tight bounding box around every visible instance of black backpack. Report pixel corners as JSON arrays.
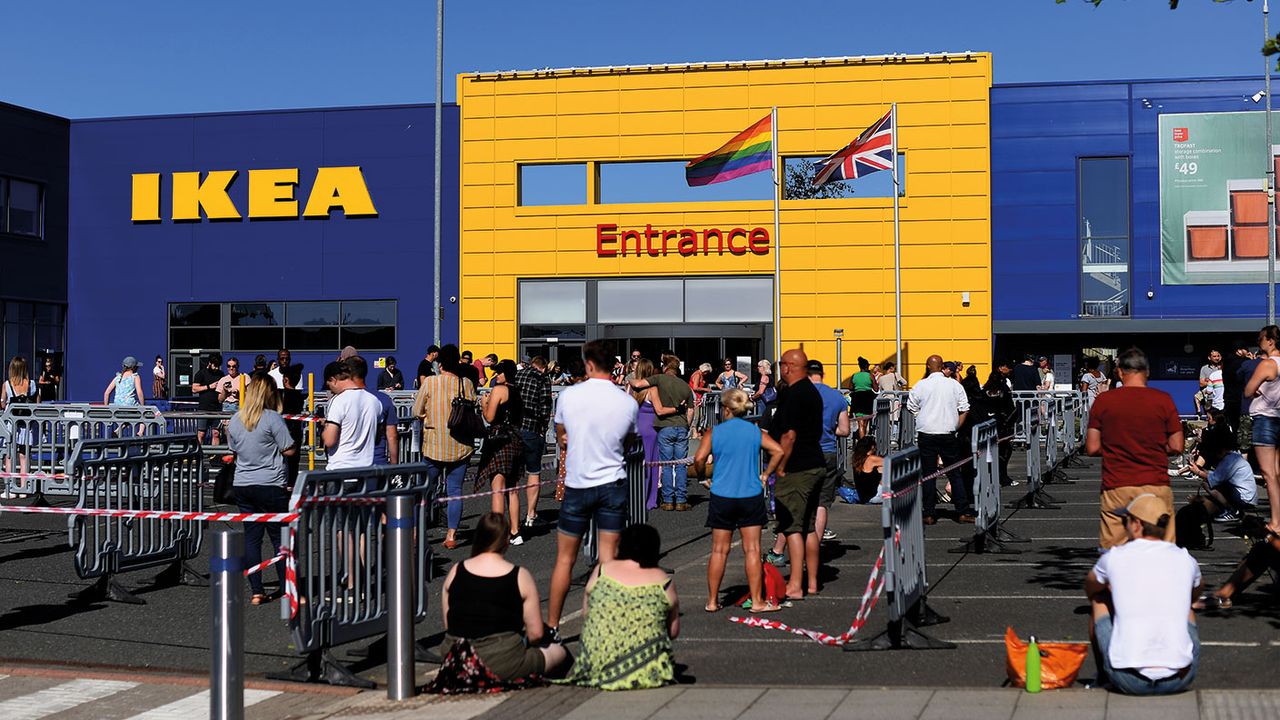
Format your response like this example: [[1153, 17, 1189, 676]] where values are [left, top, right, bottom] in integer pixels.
[[1175, 501, 1214, 550]]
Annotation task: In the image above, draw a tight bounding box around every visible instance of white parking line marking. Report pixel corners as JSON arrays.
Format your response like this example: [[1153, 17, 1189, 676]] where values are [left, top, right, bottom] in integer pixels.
[[0, 678, 138, 720], [127, 688, 280, 719]]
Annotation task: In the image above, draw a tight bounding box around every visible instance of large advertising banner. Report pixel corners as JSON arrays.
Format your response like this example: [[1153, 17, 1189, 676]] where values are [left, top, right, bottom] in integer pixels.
[[1159, 111, 1275, 285]]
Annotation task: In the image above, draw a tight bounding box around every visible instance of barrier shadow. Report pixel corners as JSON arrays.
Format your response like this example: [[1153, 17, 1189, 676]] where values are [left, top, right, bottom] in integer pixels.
[[1021, 544, 1101, 592], [0, 601, 107, 632]]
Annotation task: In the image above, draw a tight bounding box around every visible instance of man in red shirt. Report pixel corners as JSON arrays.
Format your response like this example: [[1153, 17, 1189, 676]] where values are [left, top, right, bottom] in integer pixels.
[[1085, 347, 1184, 549]]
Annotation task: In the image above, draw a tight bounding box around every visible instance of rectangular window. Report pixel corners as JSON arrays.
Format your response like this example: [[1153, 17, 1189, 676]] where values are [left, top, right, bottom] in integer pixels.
[[684, 278, 773, 322], [598, 161, 772, 204], [231, 302, 283, 327], [5, 178, 43, 237], [519, 280, 587, 325], [1079, 157, 1130, 318], [782, 155, 904, 200], [167, 300, 396, 355], [518, 163, 587, 206], [341, 300, 395, 326], [597, 279, 683, 323], [286, 301, 339, 326]]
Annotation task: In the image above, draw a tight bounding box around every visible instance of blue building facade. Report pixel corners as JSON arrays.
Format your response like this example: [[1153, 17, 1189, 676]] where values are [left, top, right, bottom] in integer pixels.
[[992, 77, 1270, 411], [0, 102, 69, 389], [67, 104, 459, 399]]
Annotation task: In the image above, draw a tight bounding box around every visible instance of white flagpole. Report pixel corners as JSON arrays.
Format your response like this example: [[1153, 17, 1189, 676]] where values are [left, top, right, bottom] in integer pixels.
[[772, 106, 782, 363], [891, 103, 902, 380]]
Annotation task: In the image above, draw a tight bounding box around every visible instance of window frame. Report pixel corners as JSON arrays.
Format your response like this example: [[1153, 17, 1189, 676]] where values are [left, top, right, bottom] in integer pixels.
[[167, 300, 398, 355], [1076, 155, 1132, 319], [0, 174, 46, 240]]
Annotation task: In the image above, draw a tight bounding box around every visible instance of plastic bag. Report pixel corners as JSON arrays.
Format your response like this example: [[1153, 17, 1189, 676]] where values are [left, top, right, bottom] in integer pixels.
[[1004, 627, 1088, 690]]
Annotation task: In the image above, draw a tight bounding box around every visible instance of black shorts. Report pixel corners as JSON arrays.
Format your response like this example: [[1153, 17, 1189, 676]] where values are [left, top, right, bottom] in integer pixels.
[[852, 390, 875, 416], [819, 452, 840, 508], [705, 492, 768, 530], [518, 429, 545, 474]]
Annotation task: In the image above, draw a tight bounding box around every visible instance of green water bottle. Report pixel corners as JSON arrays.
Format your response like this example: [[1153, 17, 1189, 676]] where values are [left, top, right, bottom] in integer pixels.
[[1025, 635, 1042, 693]]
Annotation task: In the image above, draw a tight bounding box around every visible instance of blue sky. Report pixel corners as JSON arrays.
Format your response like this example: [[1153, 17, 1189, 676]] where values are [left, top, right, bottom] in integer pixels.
[[2, 1, 1272, 118]]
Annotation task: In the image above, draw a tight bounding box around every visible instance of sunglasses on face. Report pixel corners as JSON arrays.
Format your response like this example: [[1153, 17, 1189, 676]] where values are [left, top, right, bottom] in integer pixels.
[[227, 364, 238, 370]]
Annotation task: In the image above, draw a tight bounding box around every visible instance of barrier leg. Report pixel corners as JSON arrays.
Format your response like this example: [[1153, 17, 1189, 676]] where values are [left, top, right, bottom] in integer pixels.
[[843, 598, 956, 652], [67, 573, 145, 605], [386, 494, 416, 701], [152, 558, 209, 588], [211, 529, 244, 720]]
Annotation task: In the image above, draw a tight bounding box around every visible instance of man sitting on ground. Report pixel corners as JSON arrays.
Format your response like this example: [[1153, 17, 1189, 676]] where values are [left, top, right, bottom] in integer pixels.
[[1193, 531, 1280, 610], [1085, 494, 1202, 696]]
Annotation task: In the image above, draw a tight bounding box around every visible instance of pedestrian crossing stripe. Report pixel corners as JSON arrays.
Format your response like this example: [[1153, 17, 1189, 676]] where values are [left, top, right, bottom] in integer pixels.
[[0, 678, 138, 720], [127, 688, 280, 719]]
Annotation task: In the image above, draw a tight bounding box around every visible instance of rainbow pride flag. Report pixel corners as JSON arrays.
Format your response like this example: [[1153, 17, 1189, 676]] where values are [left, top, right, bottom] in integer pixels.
[[685, 113, 773, 187]]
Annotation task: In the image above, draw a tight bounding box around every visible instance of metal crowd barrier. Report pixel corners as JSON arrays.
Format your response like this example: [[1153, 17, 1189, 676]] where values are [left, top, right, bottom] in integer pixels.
[[67, 433, 207, 604], [898, 401, 917, 451], [952, 420, 1024, 555], [846, 446, 953, 652], [272, 463, 436, 688], [0, 403, 165, 497], [162, 411, 233, 456], [583, 438, 647, 566], [1008, 403, 1055, 510]]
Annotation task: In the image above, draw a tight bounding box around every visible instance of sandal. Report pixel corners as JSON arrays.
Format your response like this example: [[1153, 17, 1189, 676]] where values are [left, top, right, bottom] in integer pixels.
[[749, 601, 782, 614], [1192, 592, 1231, 611], [443, 538, 459, 550], [704, 603, 721, 613]]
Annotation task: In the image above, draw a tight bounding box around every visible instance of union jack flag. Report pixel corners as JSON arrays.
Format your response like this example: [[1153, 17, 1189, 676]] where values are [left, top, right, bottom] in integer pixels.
[[812, 109, 894, 187]]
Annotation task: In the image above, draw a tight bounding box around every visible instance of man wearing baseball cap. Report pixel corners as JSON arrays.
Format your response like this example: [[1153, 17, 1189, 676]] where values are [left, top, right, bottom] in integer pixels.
[[1085, 493, 1201, 695]]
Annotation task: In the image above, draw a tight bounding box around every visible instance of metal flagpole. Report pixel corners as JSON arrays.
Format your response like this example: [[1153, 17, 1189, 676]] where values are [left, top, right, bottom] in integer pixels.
[[433, 0, 444, 345], [892, 103, 902, 376], [1267, 0, 1276, 326], [772, 106, 782, 362]]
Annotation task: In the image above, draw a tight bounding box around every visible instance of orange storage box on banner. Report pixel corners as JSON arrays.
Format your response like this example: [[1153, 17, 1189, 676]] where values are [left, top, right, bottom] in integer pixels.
[[1004, 627, 1089, 690]]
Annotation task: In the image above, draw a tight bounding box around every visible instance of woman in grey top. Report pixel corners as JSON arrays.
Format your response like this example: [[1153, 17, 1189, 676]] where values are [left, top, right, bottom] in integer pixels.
[[228, 373, 296, 604]]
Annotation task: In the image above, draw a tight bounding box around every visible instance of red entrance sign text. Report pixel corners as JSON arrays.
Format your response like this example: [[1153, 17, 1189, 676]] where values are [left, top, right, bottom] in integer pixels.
[[596, 224, 769, 258]]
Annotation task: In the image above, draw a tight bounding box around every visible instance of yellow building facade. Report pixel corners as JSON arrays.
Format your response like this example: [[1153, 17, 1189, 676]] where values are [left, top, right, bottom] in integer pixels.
[[458, 53, 991, 382]]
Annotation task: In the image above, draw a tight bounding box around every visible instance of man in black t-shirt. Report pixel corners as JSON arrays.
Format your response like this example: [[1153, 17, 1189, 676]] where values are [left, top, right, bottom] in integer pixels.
[[1011, 354, 1041, 393], [769, 348, 826, 600], [191, 352, 224, 444], [416, 345, 440, 389]]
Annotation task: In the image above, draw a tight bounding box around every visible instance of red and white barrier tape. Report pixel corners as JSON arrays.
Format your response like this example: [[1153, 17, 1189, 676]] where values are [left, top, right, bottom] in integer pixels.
[[243, 551, 285, 577], [0, 504, 300, 523], [728, 545, 886, 646], [283, 544, 298, 620], [279, 413, 324, 423], [0, 470, 68, 480]]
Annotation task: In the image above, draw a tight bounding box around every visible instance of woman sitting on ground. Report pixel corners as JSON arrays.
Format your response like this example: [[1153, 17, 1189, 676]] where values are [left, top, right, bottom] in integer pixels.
[[693, 387, 784, 613], [435, 511, 567, 689], [850, 436, 885, 504], [560, 524, 679, 690]]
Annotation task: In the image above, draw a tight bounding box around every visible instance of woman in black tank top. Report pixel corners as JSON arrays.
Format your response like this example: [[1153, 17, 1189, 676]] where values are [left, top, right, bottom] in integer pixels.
[[431, 512, 567, 691], [850, 437, 884, 504]]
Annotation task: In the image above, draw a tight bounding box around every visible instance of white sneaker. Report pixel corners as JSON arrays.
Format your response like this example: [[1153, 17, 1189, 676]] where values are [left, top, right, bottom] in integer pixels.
[[509, 533, 525, 546]]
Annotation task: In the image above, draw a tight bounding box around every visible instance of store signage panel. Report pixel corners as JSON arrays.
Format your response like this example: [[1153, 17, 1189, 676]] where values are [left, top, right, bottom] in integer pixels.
[[595, 223, 769, 257], [1158, 111, 1278, 285], [131, 166, 378, 222]]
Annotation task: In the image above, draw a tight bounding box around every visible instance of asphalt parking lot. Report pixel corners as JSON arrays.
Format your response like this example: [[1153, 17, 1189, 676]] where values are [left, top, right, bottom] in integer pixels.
[[0, 452, 1276, 690]]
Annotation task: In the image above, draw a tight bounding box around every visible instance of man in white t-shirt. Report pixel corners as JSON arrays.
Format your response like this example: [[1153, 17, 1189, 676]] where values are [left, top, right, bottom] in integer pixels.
[[321, 361, 382, 471], [544, 340, 639, 639], [1086, 493, 1202, 695]]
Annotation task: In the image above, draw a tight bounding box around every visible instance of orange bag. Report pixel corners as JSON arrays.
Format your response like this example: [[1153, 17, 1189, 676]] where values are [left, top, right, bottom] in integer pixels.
[[1004, 627, 1089, 690]]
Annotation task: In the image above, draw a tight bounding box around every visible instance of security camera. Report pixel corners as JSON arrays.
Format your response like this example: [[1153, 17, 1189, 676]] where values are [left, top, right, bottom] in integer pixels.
[[1253, 90, 1267, 103], [449, 296, 457, 304], [1146, 289, 1155, 300]]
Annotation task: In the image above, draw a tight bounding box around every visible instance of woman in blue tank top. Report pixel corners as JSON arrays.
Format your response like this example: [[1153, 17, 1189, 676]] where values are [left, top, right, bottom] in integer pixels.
[[693, 388, 784, 613]]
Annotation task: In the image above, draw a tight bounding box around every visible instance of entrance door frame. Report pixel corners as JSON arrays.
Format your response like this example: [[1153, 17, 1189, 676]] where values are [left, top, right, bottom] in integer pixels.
[[598, 322, 770, 362]]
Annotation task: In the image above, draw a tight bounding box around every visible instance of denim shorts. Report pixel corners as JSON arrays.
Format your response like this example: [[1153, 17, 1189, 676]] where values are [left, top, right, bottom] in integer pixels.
[[1094, 614, 1198, 696], [558, 477, 628, 538], [1251, 414, 1280, 447], [518, 429, 546, 475]]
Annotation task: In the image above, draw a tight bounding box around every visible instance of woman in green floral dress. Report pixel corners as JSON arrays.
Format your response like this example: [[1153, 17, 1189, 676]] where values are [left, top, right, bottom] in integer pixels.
[[560, 524, 679, 690]]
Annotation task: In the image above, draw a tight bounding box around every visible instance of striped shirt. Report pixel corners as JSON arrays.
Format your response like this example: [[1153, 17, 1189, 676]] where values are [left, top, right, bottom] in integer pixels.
[[414, 372, 477, 463]]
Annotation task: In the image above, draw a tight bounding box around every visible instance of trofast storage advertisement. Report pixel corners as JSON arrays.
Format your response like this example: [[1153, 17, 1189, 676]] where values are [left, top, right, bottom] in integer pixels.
[[1160, 111, 1278, 285]]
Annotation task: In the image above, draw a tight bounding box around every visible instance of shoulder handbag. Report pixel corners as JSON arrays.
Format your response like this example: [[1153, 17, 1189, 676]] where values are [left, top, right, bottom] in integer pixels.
[[214, 461, 236, 505], [447, 378, 486, 443]]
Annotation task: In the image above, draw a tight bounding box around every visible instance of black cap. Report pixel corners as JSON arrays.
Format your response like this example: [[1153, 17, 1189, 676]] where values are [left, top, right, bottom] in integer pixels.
[[806, 359, 824, 374]]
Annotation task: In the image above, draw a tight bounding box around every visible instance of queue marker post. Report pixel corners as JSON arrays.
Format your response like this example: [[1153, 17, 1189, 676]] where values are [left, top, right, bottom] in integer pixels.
[[210, 528, 245, 720], [307, 373, 315, 471]]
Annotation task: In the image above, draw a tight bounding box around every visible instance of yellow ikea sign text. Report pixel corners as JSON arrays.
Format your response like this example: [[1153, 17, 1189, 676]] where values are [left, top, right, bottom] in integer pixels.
[[131, 166, 378, 222]]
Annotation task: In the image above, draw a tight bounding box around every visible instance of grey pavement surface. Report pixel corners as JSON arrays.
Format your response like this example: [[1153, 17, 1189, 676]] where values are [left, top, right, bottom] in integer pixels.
[[1, 450, 1279, 717]]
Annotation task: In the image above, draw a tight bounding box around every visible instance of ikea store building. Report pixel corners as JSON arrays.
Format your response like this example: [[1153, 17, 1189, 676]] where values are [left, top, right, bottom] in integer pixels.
[[0, 53, 1272, 408]]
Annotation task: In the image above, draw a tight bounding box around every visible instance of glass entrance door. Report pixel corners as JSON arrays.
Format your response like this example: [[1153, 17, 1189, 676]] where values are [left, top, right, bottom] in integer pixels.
[[602, 324, 766, 373]]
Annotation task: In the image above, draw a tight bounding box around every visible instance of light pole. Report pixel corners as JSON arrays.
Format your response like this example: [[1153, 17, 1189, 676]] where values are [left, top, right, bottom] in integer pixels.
[[433, 0, 444, 345], [833, 328, 844, 389], [1268, 0, 1276, 326]]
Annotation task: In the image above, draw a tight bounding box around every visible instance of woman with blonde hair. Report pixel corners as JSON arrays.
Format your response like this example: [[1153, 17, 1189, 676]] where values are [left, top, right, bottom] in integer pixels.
[[1, 356, 38, 498], [750, 358, 775, 424], [693, 387, 785, 613], [228, 373, 296, 604]]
